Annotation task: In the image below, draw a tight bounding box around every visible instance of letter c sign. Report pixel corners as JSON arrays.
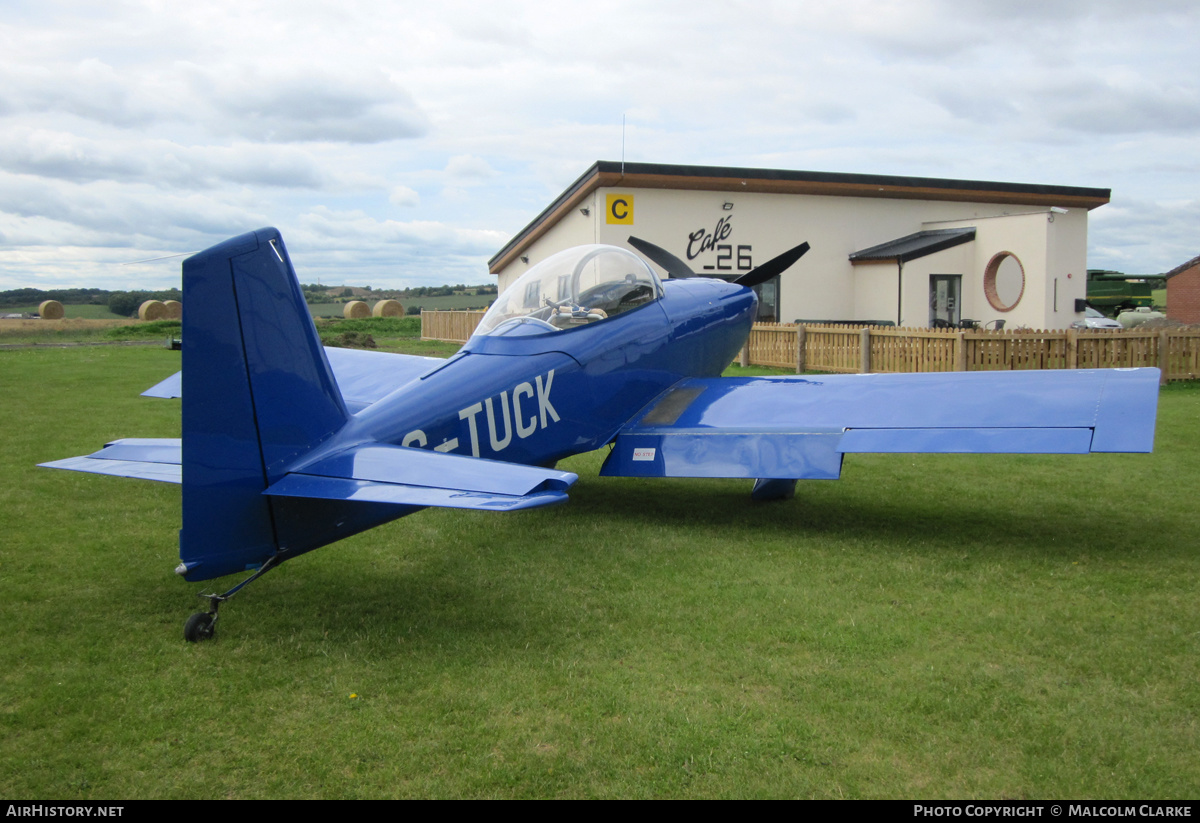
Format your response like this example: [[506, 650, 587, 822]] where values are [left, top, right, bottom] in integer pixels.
[[606, 193, 634, 225]]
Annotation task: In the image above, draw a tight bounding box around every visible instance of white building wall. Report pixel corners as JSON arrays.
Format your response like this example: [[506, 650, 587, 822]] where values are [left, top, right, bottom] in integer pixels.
[[1045, 209, 1089, 327], [849, 262, 897, 325], [495, 184, 1097, 330], [497, 202, 595, 295]]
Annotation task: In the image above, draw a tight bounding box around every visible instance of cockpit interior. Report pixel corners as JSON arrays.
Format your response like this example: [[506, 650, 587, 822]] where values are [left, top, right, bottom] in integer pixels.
[[474, 245, 663, 337]]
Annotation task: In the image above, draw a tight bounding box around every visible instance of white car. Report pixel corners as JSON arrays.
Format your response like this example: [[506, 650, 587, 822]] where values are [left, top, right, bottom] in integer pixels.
[[1071, 307, 1121, 330]]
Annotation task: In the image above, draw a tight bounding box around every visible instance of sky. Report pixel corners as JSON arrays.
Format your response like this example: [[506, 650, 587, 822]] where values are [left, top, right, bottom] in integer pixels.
[[1, 0, 1197, 291]]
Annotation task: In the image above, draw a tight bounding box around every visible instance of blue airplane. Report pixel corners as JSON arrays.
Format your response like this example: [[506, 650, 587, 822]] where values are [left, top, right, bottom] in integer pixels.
[[41, 227, 1160, 641]]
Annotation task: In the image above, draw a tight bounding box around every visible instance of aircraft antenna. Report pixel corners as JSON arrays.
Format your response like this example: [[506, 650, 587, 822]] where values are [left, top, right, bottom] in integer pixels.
[[621, 114, 626, 175], [120, 251, 197, 265]]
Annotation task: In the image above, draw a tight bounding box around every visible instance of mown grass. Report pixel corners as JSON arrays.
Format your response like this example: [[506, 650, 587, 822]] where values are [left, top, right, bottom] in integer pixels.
[[314, 316, 461, 356], [1, 345, 1196, 798]]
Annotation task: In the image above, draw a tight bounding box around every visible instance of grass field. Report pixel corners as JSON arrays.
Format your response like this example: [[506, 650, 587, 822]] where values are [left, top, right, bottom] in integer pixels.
[[308, 293, 492, 318], [1, 342, 1197, 798], [3, 304, 125, 320]]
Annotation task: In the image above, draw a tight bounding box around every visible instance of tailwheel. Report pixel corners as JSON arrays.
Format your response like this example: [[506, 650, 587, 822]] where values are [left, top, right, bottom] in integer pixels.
[[180, 555, 280, 643], [184, 611, 216, 642]]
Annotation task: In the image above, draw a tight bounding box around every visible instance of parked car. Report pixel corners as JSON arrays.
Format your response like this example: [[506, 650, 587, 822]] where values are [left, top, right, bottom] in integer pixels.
[[1071, 307, 1121, 330]]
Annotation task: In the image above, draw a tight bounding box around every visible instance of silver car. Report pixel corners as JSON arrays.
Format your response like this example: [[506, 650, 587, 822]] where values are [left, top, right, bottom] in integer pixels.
[[1071, 307, 1121, 330]]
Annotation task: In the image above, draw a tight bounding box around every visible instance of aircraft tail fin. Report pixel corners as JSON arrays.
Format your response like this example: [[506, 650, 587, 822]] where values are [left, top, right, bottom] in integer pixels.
[[178, 227, 351, 581]]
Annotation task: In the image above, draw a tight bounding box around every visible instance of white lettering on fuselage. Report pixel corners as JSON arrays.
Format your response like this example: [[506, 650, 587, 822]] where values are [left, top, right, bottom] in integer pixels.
[[404, 369, 560, 458]]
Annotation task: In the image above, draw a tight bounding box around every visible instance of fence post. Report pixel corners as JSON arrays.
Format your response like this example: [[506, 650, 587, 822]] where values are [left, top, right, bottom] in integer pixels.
[[1066, 329, 1077, 369], [954, 331, 966, 372], [739, 343, 749, 367], [796, 325, 806, 374], [1158, 329, 1170, 385], [859, 327, 871, 374]]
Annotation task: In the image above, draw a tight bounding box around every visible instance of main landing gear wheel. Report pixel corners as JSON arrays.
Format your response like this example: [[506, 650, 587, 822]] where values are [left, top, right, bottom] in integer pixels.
[[184, 611, 216, 642]]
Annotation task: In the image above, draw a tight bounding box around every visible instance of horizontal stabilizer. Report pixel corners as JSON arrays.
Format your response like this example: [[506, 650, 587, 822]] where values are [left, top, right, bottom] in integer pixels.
[[267, 474, 568, 511], [267, 443, 577, 510], [142, 372, 181, 398], [39, 438, 182, 483]]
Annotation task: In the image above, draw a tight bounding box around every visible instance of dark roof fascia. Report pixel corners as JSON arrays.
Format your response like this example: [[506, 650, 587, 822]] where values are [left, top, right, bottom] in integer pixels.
[[850, 228, 977, 265], [1164, 254, 1200, 280], [588, 161, 1110, 204], [489, 161, 1111, 274]]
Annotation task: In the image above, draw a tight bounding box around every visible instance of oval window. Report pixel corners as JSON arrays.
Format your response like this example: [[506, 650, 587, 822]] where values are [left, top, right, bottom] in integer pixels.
[[984, 251, 1025, 312]]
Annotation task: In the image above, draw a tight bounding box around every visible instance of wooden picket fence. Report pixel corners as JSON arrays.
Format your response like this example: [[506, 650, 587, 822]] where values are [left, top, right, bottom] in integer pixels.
[[421, 309, 486, 342], [421, 311, 1200, 382], [741, 323, 1200, 383]]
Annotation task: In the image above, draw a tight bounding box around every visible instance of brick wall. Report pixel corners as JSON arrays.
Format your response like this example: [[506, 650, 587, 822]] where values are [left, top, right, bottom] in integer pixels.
[[1167, 257, 1200, 324]]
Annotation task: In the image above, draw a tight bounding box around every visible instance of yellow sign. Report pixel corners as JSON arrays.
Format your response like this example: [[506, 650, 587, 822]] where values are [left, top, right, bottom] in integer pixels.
[[606, 193, 634, 225]]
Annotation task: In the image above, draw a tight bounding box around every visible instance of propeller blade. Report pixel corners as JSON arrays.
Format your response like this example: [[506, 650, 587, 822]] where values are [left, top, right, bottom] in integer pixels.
[[734, 241, 810, 289], [628, 236, 698, 279]]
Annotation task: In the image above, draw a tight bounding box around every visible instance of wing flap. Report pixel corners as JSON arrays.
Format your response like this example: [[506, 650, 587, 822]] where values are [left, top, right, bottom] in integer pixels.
[[838, 427, 1095, 454]]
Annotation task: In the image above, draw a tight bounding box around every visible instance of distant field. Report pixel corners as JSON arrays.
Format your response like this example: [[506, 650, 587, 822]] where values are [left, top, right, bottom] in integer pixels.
[[1, 341, 1196, 799], [0, 317, 137, 343], [308, 293, 493, 318], [3, 303, 124, 319]]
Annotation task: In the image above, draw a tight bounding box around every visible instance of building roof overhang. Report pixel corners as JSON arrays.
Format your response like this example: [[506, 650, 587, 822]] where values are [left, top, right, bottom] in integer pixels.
[[1164, 254, 1200, 280], [489, 161, 1111, 274], [849, 228, 977, 265]]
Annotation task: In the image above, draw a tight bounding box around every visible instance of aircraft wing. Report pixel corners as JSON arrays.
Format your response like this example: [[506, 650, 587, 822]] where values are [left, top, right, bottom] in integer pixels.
[[321, 347, 447, 412], [141, 347, 448, 413], [600, 368, 1160, 481]]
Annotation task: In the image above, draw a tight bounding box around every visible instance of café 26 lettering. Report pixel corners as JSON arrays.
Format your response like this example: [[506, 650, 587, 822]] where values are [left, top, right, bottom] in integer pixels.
[[685, 215, 753, 272]]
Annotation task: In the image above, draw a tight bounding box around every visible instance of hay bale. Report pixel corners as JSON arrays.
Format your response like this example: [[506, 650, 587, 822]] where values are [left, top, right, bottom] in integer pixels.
[[38, 300, 64, 319], [343, 300, 370, 319], [138, 300, 168, 321], [163, 300, 182, 319], [372, 299, 404, 318]]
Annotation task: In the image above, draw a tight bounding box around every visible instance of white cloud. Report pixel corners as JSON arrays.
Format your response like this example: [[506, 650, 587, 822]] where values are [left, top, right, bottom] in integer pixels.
[[0, 0, 1197, 289], [444, 154, 496, 179], [389, 185, 420, 207]]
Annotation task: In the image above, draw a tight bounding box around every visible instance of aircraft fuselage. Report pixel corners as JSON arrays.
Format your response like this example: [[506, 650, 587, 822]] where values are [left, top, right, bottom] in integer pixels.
[[325, 278, 756, 470]]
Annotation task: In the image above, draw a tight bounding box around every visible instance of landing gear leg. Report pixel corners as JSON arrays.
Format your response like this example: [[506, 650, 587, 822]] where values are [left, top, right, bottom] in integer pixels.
[[182, 555, 280, 642], [751, 478, 799, 502]]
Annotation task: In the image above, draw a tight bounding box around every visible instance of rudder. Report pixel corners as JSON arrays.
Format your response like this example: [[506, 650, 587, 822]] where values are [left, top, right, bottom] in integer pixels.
[[178, 228, 348, 581]]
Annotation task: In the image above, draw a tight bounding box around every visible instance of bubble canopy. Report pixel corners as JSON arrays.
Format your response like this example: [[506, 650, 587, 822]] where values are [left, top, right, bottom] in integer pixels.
[[474, 245, 663, 337]]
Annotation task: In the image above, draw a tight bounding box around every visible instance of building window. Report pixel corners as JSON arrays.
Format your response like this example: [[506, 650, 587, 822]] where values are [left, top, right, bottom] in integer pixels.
[[984, 251, 1025, 312]]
